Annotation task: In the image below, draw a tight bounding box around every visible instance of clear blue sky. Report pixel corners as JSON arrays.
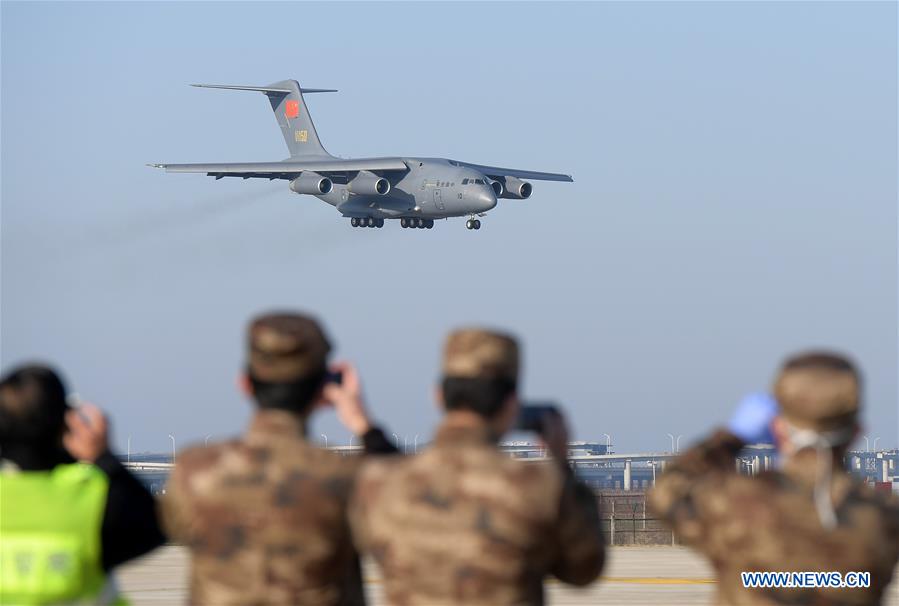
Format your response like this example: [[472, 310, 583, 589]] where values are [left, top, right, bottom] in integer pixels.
[[2, 2, 896, 453]]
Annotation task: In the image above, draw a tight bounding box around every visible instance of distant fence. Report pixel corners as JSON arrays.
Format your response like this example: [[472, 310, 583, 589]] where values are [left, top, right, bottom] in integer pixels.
[[597, 490, 677, 546]]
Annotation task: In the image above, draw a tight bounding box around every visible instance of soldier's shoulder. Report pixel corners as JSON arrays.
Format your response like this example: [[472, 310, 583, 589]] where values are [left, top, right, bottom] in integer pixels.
[[501, 452, 565, 482], [352, 455, 407, 507], [358, 454, 405, 484], [175, 439, 242, 471], [303, 443, 362, 477], [846, 478, 899, 516]]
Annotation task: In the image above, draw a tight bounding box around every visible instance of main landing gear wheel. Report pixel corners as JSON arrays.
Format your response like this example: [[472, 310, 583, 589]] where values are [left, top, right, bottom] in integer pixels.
[[401, 218, 433, 229], [465, 219, 482, 230], [351, 217, 384, 228]]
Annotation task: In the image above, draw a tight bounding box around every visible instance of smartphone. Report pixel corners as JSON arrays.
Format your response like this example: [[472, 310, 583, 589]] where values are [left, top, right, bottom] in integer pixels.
[[515, 402, 561, 434], [325, 370, 343, 385]]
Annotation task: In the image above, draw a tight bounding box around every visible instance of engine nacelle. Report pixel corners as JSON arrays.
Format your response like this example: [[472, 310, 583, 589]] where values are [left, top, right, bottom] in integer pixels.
[[348, 171, 391, 196], [289, 172, 333, 195], [499, 177, 533, 200], [486, 179, 504, 197]]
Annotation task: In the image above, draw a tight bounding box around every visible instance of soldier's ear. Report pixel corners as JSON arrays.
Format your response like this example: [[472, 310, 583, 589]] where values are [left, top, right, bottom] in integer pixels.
[[771, 416, 788, 452], [237, 373, 253, 398]]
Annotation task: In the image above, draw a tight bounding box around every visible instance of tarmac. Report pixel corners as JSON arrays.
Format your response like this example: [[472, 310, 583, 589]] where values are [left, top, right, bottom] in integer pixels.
[[117, 545, 899, 605], [118, 545, 719, 604]]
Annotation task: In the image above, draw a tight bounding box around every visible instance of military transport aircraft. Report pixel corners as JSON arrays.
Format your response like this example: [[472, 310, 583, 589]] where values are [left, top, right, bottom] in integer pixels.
[[150, 80, 572, 231]]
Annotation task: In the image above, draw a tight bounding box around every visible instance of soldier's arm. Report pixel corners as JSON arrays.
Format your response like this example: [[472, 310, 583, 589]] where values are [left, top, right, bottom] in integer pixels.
[[324, 363, 399, 455], [95, 451, 167, 571], [549, 471, 605, 586], [158, 458, 193, 545], [361, 427, 400, 455], [62, 405, 166, 570], [647, 429, 744, 543]]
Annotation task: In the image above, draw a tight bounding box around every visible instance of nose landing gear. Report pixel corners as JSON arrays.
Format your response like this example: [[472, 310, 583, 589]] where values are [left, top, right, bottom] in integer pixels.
[[465, 218, 482, 230]]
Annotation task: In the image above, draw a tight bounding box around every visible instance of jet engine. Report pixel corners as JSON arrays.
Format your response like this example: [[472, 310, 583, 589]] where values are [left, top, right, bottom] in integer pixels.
[[486, 178, 504, 197], [289, 172, 333, 195], [499, 177, 533, 200], [348, 171, 391, 196]]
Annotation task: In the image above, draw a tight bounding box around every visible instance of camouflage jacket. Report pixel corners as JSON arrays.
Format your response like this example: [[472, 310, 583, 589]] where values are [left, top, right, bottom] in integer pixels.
[[349, 423, 605, 606], [161, 410, 365, 606], [648, 430, 899, 605]]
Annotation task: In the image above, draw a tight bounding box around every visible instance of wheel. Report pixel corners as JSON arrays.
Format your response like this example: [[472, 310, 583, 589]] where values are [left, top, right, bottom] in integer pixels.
[[376, 218, 385, 228], [466, 219, 473, 230], [400, 218, 408, 228], [474, 220, 481, 230], [351, 217, 359, 227], [426, 220, 434, 229], [414, 218, 422, 228], [364, 218, 373, 227]]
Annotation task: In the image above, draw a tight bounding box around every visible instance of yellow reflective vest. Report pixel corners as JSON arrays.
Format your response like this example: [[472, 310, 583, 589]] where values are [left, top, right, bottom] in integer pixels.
[[0, 463, 123, 605]]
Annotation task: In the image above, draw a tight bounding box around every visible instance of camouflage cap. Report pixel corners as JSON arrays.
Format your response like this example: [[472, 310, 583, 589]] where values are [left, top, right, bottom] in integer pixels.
[[773, 351, 861, 432], [247, 312, 331, 382], [442, 328, 519, 382]]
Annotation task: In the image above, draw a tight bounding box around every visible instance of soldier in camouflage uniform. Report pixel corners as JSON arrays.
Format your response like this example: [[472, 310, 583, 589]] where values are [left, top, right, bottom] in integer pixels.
[[649, 351, 899, 605], [161, 312, 396, 605], [350, 328, 605, 605]]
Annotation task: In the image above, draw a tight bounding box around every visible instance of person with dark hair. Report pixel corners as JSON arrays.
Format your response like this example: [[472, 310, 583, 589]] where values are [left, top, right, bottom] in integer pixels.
[[0, 364, 165, 604], [649, 351, 899, 605], [349, 328, 605, 605], [160, 311, 396, 605]]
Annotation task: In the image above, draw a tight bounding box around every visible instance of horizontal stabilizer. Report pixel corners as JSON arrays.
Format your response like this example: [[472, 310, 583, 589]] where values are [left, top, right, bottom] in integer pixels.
[[191, 84, 337, 94], [148, 158, 409, 179]]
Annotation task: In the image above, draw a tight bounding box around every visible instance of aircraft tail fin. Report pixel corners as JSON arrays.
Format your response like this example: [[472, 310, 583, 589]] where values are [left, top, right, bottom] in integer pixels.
[[191, 80, 335, 158]]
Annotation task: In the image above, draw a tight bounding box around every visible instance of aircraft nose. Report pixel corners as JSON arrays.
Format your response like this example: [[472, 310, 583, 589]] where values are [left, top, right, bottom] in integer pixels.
[[476, 186, 497, 211]]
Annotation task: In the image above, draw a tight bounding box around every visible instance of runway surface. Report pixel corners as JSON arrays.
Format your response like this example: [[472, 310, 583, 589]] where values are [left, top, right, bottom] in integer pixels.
[[117, 545, 898, 605]]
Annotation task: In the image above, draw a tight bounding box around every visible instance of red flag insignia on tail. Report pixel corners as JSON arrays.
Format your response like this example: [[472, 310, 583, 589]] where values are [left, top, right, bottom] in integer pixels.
[[285, 100, 300, 119]]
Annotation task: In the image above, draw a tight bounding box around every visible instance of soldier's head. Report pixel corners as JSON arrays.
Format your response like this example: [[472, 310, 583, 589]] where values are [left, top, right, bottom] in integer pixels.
[[770, 351, 861, 455], [0, 364, 70, 456], [438, 328, 520, 434], [242, 312, 332, 416]]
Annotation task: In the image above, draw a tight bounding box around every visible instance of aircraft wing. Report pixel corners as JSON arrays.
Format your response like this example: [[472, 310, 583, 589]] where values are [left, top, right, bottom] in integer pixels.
[[455, 161, 573, 182], [148, 158, 409, 179]]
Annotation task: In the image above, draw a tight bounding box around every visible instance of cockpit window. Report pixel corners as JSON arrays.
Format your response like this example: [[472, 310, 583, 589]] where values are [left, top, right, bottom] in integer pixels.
[[474, 179, 484, 185], [462, 178, 469, 185]]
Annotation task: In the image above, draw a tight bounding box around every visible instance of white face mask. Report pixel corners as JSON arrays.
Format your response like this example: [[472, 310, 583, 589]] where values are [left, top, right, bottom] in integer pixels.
[[782, 421, 856, 529]]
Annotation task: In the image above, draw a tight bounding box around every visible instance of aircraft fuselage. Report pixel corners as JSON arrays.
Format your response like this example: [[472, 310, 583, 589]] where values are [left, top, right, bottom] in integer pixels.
[[312, 158, 497, 221]]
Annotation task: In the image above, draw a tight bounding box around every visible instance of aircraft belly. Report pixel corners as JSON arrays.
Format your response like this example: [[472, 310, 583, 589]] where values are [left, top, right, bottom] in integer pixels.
[[336, 193, 413, 218]]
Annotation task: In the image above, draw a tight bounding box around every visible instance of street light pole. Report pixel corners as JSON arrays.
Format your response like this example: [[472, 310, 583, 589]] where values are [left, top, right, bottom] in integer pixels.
[[413, 435, 419, 453], [863, 436, 870, 452], [127, 435, 131, 465], [676, 435, 683, 453], [320, 434, 328, 449], [168, 434, 176, 464], [602, 433, 611, 452], [872, 437, 880, 451], [392, 433, 399, 449], [205, 435, 211, 447], [667, 433, 675, 453]]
